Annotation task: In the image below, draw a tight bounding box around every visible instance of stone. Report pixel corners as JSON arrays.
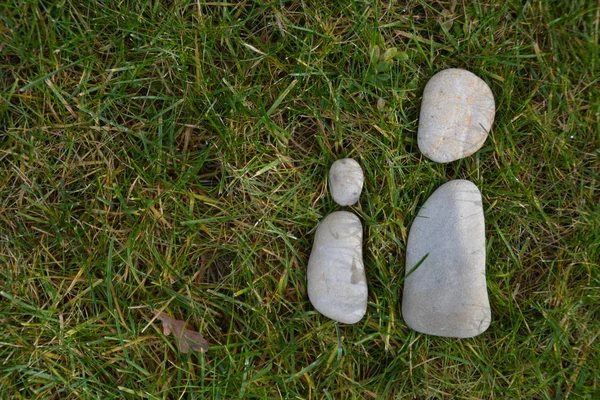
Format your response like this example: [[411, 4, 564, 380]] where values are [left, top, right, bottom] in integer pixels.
[[402, 179, 491, 338], [417, 68, 495, 163], [307, 211, 367, 324], [329, 158, 364, 206]]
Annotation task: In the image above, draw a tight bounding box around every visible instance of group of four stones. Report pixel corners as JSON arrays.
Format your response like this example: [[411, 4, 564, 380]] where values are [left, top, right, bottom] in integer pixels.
[[307, 68, 495, 338]]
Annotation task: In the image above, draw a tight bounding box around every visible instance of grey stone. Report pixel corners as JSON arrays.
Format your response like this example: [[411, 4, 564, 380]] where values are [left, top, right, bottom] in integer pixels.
[[329, 158, 364, 206], [418, 68, 495, 163], [402, 179, 491, 338], [307, 211, 367, 324]]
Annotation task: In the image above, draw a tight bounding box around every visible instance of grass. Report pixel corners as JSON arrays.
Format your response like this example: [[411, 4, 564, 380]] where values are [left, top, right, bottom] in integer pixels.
[[0, 0, 598, 398]]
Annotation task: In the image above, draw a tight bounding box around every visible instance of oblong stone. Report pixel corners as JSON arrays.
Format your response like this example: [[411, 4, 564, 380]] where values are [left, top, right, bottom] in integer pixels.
[[402, 179, 491, 338], [307, 211, 367, 324], [418, 68, 495, 163], [329, 158, 364, 206]]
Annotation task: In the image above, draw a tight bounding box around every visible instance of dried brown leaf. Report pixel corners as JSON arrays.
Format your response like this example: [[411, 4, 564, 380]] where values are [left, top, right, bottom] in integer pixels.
[[154, 311, 209, 354]]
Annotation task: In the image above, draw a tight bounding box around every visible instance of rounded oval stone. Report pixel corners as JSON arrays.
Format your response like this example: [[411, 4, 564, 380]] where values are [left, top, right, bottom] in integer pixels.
[[402, 179, 491, 338], [329, 158, 364, 206], [307, 211, 367, 324], [418, 68, 495, 163]]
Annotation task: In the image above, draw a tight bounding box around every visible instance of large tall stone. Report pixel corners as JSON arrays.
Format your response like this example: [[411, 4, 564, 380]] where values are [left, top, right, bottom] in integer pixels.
[[402, 180, 491, 338]]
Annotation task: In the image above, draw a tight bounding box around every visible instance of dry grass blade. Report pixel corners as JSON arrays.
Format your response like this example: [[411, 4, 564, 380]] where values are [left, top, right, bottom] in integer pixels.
[[154, 311, 209, 354]]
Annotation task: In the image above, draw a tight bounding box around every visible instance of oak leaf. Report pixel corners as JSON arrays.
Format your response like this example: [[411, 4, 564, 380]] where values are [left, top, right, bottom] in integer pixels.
[[154, 311, 209, 354]]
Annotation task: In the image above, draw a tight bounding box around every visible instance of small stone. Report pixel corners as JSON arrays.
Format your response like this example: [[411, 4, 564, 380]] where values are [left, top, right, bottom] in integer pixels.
[[307, 211, 367, 324], [402, 179, 491, 338], [418, 68, 495, 163], [329, 158, 364, 206]]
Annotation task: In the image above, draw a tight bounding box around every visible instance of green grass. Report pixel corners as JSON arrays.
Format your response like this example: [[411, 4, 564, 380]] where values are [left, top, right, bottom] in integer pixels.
[[1, 0, 598, 398]]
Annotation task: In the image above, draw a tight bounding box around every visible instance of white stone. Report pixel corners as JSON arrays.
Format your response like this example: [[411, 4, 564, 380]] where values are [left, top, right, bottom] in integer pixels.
[[307, 211, 367, 324], [418, 68, 495, 163], [402, 179, 491, 338], [329, 158, 364, 206]]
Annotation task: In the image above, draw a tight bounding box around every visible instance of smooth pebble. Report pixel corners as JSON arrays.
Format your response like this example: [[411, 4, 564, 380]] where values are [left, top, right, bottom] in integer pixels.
[[418, 68, 495, 163], [402, 179, 491, 338], [307, 211, 367, 324], [329, 158, 364, 206]]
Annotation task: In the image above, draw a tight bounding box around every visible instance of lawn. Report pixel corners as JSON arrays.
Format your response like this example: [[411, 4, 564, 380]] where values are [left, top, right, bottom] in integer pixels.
[[1, 0, 598, 398]]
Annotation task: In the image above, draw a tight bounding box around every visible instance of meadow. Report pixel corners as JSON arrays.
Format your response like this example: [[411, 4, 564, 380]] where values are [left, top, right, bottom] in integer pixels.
[[1, 1, 598, 398]]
